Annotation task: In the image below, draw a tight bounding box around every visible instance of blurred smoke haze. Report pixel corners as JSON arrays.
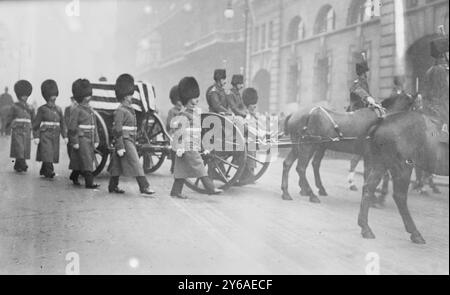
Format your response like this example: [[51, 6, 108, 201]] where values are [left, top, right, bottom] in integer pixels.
[[0, 0, 150, 107]]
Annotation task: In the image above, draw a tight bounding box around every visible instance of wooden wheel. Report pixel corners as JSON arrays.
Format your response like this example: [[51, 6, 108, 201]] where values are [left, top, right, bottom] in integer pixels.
[[246, 148, 272, 183], [139, 112, 170, 174], [93, 111, 110, 176], [184, 113, 248, 193]]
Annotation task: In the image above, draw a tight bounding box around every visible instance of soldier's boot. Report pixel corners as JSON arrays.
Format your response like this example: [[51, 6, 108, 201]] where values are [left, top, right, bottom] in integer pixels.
[[14, 159, 27, 172], [14, 159, 22, 172], [137, 176, 155, 197], [108, 176, 125, 194], [70, 170, 81, 186], [83, 171, 100, 189], [41, 162, 55, 178], [170, 179, 188, 199], [201, 176, 223, 195]]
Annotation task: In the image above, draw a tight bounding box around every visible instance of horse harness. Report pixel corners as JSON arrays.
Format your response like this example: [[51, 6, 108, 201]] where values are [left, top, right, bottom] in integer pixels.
[[299, 106, 385, 144]]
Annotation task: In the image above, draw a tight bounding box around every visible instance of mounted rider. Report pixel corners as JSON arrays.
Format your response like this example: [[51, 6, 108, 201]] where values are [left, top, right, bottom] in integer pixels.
[[347, 52, 377, 112], [423, 33, 449, 144]]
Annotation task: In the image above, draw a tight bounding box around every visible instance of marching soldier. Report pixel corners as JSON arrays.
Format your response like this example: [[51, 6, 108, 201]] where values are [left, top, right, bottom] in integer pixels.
[[226, 74, 248, 118], [6, 80, 34, 172], [67, 79, 100, 189], [206, 69, 232, 115], [237, 87, 260, 185], [0, 86, 14, 136], [32, 79, 68, 178], [167, 85, 184, 174], [65, 96, 81, 184], [170, 77, 223, 199], [107, 74, 155, 196]]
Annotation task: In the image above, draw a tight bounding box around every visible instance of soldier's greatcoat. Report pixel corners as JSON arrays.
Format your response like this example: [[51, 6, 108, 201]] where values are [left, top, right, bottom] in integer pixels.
[[227, 87, 247, 117], [172, 108, 207, 179], [206, 83, 230, 114], [349, 77, 371, 112], [68, 104, 99, 172], [33, 103, 67, 163], [108, 102, 145, 177], [7, 101, 34, 159]]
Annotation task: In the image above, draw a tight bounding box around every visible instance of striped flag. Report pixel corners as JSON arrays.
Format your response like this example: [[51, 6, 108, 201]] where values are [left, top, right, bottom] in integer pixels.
[[90, 81, 156, 113]]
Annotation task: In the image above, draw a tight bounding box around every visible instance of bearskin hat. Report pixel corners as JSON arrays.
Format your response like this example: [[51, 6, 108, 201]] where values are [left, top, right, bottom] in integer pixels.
[[72, 79, 92, 103], [356, 61, 369, 76], [41, 79, 59, 101], [169, 85, 181, 105], [231, 74, 244, 86], [214, 69, 226, 81], [178, 77, 200, 106], [430, 36, 449, 59], [242, 87, 258, 107], [14, 80, 32, 98], [115, 73, 135, 101]]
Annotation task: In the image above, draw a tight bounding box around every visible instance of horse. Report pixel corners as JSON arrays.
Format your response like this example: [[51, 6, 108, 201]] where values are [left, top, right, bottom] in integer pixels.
[[281, 92, 418, 203], [358, 61, 448, 244]]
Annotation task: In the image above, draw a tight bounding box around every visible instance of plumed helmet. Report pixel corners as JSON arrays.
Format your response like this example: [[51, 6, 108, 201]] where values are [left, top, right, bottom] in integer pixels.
[[169, 85, 181, 105], [72, 79, 92, 103], [115, 73, 135, 101], [178, 77, 200, 106], [213, 69, 226, 81], [41, 79, 59, 101], [242, 87, 259, 106], [14, 80, 32, 98], [231, 74, 244, 86]]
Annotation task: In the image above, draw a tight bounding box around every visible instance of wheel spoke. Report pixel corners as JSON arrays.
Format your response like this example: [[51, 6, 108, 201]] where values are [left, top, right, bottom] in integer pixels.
[[213, 160, 229, 182], [212, 154, 239, 169], [247, 154, 267, 165]]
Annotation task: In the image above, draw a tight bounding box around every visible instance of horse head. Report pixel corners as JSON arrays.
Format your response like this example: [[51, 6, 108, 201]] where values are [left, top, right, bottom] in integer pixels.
[[381, 91, 419, 113]]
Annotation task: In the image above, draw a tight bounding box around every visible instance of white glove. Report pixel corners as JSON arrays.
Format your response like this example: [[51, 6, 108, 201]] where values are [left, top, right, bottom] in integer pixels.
[[73, 144, 80, 150], [117, 149, 126, 157], [33, 138, 40, 145], [366, 96, 376, 105], [176, 148, 185, 157], [63, 138, 69, 145], [94, 142, 100, 149], [203, 149, 210, 156]]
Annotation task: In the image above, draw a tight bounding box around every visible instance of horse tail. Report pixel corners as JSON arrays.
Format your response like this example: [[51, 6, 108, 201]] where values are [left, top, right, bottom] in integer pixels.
[[284, 114, 293, 136]]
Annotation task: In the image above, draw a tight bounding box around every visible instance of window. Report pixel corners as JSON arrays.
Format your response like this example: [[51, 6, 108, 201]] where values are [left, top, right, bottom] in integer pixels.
[[268, 21, 274, 47], [254, 26, 260, 52], [287, 16, 305, 42], [287, 61, 301, 103], [261, 23, 267, 50], [314, 5, 335, 34], [405, 0, 419, 9], [314, 54, 332, 102], [347, 0, 373, 25]]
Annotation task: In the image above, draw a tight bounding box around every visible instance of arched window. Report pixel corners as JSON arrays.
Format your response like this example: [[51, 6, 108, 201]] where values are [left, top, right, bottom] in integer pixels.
[[287, 16, 305, 42], [347, 0, 373, 25], [314, 5, 335, 34]]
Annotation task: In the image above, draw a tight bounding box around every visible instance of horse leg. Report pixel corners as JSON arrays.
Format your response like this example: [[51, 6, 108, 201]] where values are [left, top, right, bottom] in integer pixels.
[[281, 148, 298, 201], [377, 172, 390, 207], [358, 163, 385, 239], [390, 165, 426, 244], [296, 145, 320, 203], [428, 173, 441, 194], [348, 154, 362, 191], [312, 146, 327, 196]]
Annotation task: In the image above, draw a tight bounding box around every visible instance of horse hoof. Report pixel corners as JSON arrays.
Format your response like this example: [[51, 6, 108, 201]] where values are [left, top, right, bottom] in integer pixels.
[[349, 185, 358, 191], [318, 190, 328, 197], [309, 196, 321, 204], [411, 232, 426, 244], [361, 229, 376, 239], [282, 193, 293, 201], [432, 188, 441, 194], [300, 190, 309, 197]]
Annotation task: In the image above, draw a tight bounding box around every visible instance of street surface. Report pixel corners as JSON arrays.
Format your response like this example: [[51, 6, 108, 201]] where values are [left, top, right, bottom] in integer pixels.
[[0, 136, 448, 275]]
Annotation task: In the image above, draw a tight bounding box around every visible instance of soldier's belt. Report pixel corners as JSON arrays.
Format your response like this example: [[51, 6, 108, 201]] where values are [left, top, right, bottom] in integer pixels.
[[79, 125, 95, 130], [13, 118, 31, 124], [122, 126, 138, 131], [41, 121, 60, 127]]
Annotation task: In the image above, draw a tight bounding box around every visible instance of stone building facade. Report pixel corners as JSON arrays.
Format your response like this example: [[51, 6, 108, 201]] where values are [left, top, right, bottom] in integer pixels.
[[246, 0, 449, 113]]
